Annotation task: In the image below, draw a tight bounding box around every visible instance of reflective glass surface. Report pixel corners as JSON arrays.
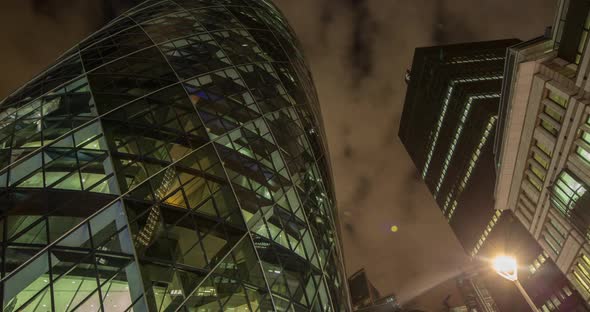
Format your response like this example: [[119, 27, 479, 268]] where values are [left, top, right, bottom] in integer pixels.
[[0, 1, 348, 311]]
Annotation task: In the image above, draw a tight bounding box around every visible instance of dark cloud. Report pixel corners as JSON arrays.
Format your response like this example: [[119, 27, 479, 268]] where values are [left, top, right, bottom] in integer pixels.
[[341, 124, 352, 137], [383, 112, 402, 146], [319, 0, 334, 30], [351, 175, 372, 207], [32, 0, 62, 19], [347, 0, 378, 86], [100, 0, 141, 21], [431, 0, 447, 45], [431, 0, 478, 45], [399, 169, 421, 223], [343, 144, 353, 159], [344, 222, 355, 234]]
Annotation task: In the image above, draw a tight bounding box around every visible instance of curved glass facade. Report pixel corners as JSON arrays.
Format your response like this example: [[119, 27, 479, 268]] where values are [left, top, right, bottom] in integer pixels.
[[0, 1, 349, 311]]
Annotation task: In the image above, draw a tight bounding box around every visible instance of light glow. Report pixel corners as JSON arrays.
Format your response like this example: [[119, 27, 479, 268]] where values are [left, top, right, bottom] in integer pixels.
[[493, 255, 518, 281]]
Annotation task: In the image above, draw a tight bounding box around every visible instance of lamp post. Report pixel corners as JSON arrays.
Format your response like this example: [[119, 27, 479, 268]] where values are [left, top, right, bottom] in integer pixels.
[[492, 255, 539, 312]]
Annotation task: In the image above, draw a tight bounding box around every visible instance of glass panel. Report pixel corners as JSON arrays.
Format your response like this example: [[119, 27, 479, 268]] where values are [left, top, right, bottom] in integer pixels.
[[3, 252, 50, 311], [10, 153, 42, 185]]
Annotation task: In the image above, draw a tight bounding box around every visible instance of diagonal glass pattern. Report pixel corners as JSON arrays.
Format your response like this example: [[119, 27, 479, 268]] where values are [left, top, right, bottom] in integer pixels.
[[0, 0, 349, 311]]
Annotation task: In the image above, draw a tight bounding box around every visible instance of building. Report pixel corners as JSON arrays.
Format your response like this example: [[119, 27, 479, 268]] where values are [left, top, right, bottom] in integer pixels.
[[356, 295, 401, 312], [399, 39, 519, 253], [494, 0, 590, 308], [0, 0, 350, 311], [348, 269, 401, 312], [399, 29, 589, 311], [349, 268, 382, 310], [456, 272, 500, 312]]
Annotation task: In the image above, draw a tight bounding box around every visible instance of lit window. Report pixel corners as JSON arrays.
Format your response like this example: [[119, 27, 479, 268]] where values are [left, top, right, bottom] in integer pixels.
[[576, 147, 590, 164], [533, 151, 550, 169], [540, 120, 559, 136], [530, 164, 546, 181], [527, 175, 543, 191], [544, 105, 563, 123], [535, 140, 553, 157], [548, 90, 568, 108]]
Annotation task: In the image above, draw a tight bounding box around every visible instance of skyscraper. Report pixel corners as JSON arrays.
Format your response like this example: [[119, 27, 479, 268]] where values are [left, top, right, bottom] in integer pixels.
[[494, 0, 590, 307], [399, 39, 519, 253], [348, 269, 381, 311], [399, 34, 590, 311], [0, 1, 350, 311]]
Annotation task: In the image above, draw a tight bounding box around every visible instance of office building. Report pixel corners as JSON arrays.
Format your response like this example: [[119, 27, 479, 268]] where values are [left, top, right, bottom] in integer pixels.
[[456, 272, 500, 312], [399, 28, 589, 311], [0, 0, 350, 311], [348, 269, 401, 312], [399, 39, 519, 252], [494, 0, 590, 307], [349, 269, 382, 310]]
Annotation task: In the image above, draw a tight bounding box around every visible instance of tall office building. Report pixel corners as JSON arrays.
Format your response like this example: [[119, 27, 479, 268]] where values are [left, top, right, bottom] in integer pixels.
[[399, 39, 519, 252], [494, 0, 590, 307], [0, 0, 350, 311], [348, 269, 381, 310], [399, 35, 590, 311]]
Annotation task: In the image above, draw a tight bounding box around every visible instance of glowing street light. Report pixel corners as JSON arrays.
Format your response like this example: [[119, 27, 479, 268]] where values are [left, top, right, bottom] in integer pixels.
[[492, 255, 517, 281], [492, 255, 539, 312]]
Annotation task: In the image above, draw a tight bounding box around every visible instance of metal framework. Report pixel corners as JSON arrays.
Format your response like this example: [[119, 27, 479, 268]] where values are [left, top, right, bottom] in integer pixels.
[[0, 1, 349, 311]]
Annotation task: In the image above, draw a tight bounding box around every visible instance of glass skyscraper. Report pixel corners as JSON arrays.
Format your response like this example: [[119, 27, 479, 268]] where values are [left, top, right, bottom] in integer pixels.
[[0, 0, 349, 311]]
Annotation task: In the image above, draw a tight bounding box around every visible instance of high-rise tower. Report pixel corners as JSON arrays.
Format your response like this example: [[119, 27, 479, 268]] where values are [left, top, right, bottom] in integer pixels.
[[399, 34, 590, 310], [495, 0, 590, 308], [0, 1, 350, 311], [399, 39, 519, 252]]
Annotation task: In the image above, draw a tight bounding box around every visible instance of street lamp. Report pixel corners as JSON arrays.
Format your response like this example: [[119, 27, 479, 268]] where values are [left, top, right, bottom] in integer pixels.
[[492, 255, 539, 312]]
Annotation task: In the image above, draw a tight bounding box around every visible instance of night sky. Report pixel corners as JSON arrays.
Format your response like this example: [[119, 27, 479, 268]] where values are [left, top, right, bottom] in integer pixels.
[[0, 0, 555, 309]]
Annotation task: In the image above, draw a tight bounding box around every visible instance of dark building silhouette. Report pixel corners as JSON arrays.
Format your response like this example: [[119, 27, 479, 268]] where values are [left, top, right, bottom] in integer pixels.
[[399, 39, 519, 253], [348, 269, 401, 312], [349, 269, 382, 310], [0, 0, 350, 311]]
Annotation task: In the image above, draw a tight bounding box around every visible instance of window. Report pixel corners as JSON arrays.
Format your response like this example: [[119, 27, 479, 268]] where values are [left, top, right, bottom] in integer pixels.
[[544, 105, 563, 123], [527, 175, 543, 191], [576, 11, 590, 64], [577, 118, 590, 163], [548, 90, 568, 108], [533, 151, 550, 169], [535, 140, 553, 157], [530, 164, 546, 181], [551, 171, 588, 234], [577, 146, 590, 163], [573, 253, 590, 300], [541, 119, 559, 135]]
